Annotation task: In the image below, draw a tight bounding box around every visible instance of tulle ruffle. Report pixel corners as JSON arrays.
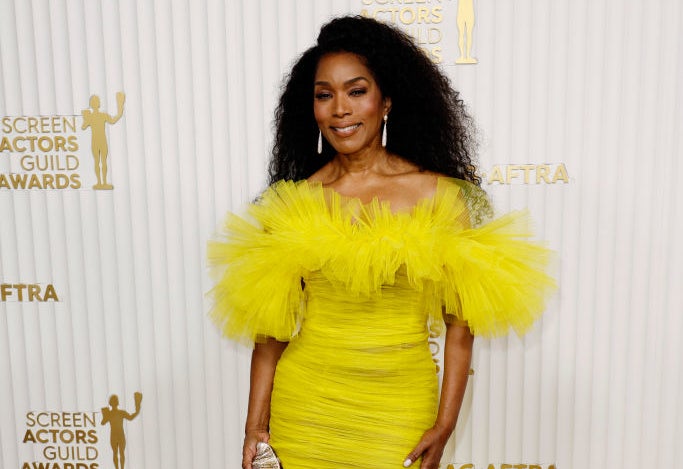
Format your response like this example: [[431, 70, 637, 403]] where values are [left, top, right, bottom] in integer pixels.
[[207, 178, 555, 342]]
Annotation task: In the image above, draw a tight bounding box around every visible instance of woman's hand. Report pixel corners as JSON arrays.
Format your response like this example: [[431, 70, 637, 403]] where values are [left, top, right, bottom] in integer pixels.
[[242, 429, 270, 469], [403, 424, 452, 469]]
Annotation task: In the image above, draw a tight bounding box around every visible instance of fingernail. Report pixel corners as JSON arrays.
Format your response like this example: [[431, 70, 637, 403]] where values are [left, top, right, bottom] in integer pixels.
[[403, 458, 412, 467]]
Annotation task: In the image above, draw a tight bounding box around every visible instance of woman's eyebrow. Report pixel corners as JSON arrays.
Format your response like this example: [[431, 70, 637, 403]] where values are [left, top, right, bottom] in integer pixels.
[[314, 76, 370, 87]]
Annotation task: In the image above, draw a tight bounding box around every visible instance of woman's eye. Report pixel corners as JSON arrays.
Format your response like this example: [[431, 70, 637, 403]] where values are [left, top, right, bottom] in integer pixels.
[[315, 91, 332, 100], [350, 88, 367, 96]]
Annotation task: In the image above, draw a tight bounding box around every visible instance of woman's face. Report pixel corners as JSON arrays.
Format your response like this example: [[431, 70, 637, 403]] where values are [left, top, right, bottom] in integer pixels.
[[313, 52, 391, 158]]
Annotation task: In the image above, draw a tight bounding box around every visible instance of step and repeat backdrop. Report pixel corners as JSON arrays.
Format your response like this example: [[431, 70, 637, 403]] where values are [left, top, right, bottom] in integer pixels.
[[1, 0, 681, 468]]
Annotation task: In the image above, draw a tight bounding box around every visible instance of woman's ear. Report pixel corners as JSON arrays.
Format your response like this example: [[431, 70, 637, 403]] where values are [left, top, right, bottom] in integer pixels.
[[383, 96, 392, 115]]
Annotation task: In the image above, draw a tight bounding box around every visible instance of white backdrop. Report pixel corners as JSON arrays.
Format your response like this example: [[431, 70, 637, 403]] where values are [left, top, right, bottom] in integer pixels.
[[1, 1, 681, 468]]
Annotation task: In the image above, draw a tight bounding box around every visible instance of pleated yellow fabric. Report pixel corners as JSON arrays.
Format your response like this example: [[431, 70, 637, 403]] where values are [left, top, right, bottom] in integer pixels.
[[207, 178, 555, 468]]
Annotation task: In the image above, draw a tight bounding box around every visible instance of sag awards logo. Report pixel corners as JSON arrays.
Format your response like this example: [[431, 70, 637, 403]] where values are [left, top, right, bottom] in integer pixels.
[[0, 92, 125, 191], [81, 93, 125, 190], [21, 392, 142, 469], [100, 392, 142, 469], [482, 163, 570, 185], [357, 0, 478, 65], [1, 283, 59, 302]]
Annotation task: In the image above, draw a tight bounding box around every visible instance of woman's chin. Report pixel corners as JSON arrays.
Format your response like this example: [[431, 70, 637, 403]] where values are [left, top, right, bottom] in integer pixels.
[[329, 141, 381, 158]]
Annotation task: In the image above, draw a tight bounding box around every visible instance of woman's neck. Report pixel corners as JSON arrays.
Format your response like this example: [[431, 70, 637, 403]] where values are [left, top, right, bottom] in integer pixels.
[[332, 147, 393, 177]]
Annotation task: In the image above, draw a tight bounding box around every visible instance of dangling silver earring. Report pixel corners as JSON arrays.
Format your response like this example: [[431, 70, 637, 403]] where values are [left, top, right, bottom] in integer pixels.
[[381, 114, 388, 147], [317, 130, 323, 154]]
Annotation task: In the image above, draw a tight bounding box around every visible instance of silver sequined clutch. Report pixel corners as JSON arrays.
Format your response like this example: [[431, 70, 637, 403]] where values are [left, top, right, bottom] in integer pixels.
[[252, 442, 281, 469]]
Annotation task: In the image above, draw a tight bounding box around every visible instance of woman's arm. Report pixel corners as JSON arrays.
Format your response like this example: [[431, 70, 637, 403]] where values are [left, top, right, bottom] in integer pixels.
[[242, 337, 288, 469], [404, 320, 474, 469]]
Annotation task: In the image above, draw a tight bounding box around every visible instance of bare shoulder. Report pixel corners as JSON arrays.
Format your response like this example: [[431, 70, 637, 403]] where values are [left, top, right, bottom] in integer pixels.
[[307, 162, 336, 184]]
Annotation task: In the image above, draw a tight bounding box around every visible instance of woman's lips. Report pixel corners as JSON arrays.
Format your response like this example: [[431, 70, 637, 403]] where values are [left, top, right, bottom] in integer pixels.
[[331, 123, 361, 136]]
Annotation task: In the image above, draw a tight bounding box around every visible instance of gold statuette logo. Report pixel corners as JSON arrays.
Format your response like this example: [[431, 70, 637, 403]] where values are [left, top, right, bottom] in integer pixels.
[[101, 392, 142, 469], [455, 0, 477, 64], [81, 92, 125, 190]]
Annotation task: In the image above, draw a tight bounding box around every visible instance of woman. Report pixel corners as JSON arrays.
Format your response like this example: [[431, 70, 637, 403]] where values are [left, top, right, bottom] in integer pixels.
[[209, 16, 554, 469]]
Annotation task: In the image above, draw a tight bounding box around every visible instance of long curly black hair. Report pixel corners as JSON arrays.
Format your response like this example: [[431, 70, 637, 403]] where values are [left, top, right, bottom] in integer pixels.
[[269, 15, 480, 186]]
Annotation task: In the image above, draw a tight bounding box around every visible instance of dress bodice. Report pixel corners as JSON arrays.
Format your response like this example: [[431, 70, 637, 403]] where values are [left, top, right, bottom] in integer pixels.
[[301, 270, 429, 349]]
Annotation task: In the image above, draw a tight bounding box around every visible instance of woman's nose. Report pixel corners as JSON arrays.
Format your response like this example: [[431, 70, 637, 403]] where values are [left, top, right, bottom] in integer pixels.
[[332, 95, 351, 117]]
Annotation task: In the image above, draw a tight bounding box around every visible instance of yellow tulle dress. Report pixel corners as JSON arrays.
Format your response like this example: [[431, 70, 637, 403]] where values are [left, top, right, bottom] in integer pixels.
[[208, 178, 555, 469]]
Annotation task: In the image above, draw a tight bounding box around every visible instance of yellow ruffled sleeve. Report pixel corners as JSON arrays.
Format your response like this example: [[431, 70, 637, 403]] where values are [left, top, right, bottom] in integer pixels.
[[431, 179, 556, 337], [207, 181, 329, 343], [208, 178, 555, 342]]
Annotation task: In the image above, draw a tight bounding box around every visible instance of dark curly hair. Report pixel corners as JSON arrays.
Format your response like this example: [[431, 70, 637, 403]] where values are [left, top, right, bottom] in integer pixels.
[[269, 15, 480, 186]]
